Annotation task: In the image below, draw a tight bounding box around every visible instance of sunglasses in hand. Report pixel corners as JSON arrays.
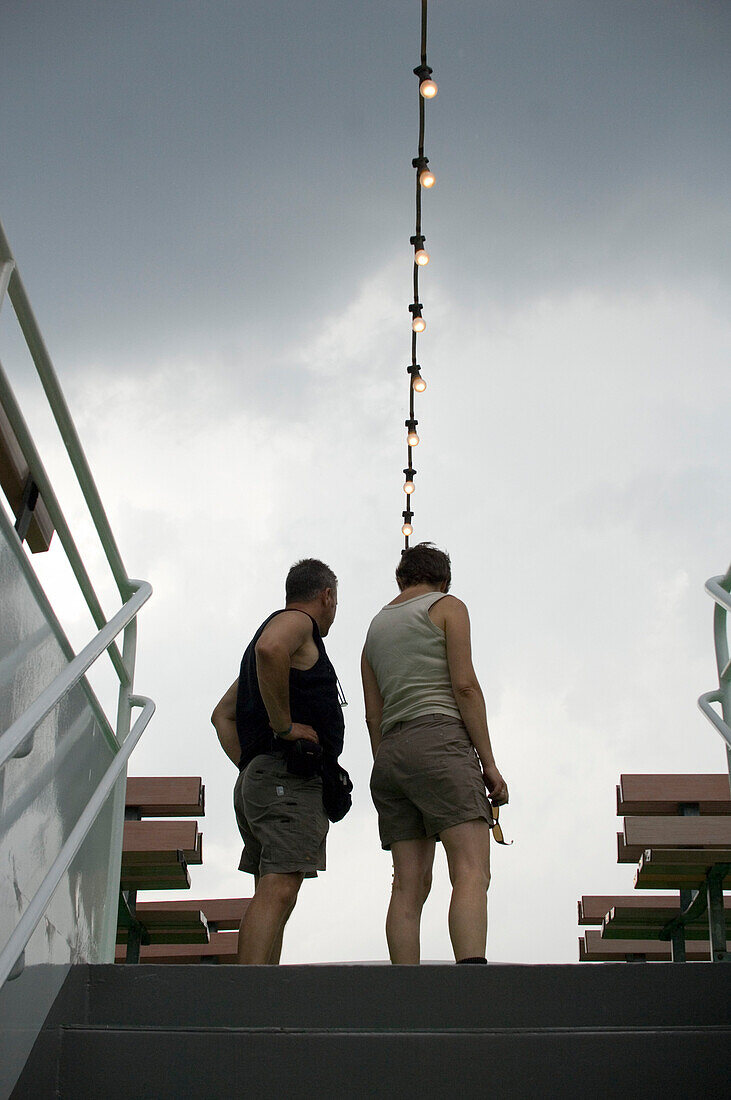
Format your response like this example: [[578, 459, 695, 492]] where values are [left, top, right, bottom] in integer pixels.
[[488, 803, 512, 846]]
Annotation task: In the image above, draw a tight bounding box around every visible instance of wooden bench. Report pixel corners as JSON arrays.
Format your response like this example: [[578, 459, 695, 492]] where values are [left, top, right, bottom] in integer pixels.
[[617, 816, 731, 863], [578, 774, 731, 963], [116, 905, 209, 946], [114, 899, 250, 964], [125, 776, 206, 818], [579, 930, 725, 963], [115, 931, 239, 965], [578, 893, 730, 925], [118, 777, 205, 961], [0, 400, 54, 551], [617, 773, 731, 816]]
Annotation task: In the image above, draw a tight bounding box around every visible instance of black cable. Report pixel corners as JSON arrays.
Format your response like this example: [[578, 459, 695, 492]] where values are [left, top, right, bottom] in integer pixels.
[[403, 0, 435, 550]]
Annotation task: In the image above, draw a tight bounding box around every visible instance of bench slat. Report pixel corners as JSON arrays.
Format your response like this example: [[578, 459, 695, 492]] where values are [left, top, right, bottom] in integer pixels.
[[634, 848, 731, 889], [122, 820, 203, 864], [116, 907, 209, 946], [603, 905, 731, 940], [618, 817, 731, 863], [126, 777, 205, 817], [114, 930, 238, 965], [579, 930, 721, 962], [578, 895, 694, 925], [617, 774, 731, 816], [120, 850, 191, 892], [135, 897, 250, 930]]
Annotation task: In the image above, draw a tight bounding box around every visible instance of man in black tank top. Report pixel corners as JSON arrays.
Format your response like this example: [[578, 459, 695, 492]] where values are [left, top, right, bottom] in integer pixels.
[[211, 558, 347, 964]]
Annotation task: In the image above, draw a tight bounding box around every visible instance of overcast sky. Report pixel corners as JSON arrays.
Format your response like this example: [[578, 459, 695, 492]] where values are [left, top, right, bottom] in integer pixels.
[[1, 0, 730, 964]]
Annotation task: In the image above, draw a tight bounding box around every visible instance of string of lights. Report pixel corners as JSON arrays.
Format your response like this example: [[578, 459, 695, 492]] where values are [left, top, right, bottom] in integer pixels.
[[402, 0, 437, 548]]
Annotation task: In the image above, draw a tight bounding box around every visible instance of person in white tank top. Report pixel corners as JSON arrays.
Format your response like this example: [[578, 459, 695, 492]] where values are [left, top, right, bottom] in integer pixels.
[[361, 543, 508, 965]]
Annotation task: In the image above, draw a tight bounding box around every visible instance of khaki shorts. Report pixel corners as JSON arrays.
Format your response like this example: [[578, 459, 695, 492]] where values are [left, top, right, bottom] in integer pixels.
[[370, 713, 492, 850], [234, 753, 329, 877]]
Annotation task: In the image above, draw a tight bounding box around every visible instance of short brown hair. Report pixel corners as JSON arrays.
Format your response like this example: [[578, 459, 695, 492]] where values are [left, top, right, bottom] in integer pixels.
[[395, 542, 451, 592]]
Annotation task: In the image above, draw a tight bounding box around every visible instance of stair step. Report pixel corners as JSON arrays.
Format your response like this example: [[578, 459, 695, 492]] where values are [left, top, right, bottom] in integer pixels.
[[56, 1025, 731, 1099], [13, 964, 731, 1099], [75, 963, 730, 1030]]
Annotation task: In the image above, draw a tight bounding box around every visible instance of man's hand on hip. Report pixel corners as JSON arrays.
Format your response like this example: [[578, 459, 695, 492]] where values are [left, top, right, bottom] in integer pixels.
[[278, 723, 320, 744]]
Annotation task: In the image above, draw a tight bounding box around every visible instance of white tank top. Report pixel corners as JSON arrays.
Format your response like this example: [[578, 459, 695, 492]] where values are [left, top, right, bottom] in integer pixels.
[[364, 591, 462, 735]]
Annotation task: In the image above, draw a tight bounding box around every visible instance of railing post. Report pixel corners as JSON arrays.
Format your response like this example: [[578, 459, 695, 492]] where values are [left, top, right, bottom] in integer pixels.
[[706, 866, 730, 963], [699, 565, 731, 790], [101, 616, 140, 959]]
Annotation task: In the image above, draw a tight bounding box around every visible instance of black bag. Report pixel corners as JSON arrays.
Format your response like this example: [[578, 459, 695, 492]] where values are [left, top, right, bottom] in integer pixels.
[[321, 758, 353, 822], [283, 738, 323, 778]]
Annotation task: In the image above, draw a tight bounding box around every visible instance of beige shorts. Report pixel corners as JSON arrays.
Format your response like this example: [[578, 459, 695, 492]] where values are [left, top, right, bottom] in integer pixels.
[[370, 713, 492, 850], [234, 753, 329, 877]]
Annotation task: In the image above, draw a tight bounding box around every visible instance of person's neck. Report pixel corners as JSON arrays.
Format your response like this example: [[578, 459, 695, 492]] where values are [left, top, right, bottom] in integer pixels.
[[286, 601, 327, 635], [390, 583, 444, 604]]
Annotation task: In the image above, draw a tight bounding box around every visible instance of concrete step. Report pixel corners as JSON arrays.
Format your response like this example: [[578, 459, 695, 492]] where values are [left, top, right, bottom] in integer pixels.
[[56, 1025, 731, 1099], [37, 962, 731, 1029], [12, 963, 731, 1099]]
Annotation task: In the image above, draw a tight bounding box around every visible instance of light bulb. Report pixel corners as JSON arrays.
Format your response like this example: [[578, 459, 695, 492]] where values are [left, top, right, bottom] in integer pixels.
[[415, 249, 430, 266], [403, 480, 415, 495], [419, 169, 435, 188], [419, 79, 437, 99], [412, 316, 426, 333], [412, 373, 427, 392], [407, 429, 420, 447], [402, 523, 413, 537]]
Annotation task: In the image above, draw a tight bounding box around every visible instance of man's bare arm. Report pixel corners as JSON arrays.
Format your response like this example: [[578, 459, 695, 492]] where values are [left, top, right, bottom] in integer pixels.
[[361, 649, 384, 757], [441, 596, 508, 805], [255, 611, 319, 744], [211, 679, 241, 766]]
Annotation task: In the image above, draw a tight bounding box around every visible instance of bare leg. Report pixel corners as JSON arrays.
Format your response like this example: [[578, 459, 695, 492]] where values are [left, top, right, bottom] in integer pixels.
[[386, 837, 436, 964], [237, 871, 303, 964], [267, 897, 297, 964], [440, 819, 491, 961]]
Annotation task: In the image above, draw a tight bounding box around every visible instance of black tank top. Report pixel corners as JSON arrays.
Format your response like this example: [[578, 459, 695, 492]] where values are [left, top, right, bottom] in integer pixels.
[[235, 609, 345, 771]]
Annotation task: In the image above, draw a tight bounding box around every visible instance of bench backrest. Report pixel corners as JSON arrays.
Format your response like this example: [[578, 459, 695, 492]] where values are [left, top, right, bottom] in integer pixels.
[[617, 774, 731, 816], [125, 776, 205, 817]]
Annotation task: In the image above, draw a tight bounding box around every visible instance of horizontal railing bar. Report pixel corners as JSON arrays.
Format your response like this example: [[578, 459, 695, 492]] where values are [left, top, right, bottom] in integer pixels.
[[698, 692, 731, 752], [0, 695, 155, 989], [0, 355, 128, 683], [706, 575, 731, 614], [0, 581, 151, 770], [1, 241, 132, 599], [0, 503, 119, 752]]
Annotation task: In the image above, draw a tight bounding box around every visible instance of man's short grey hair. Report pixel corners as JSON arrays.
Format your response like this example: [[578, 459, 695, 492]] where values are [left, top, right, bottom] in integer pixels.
[[285, 559, 338, 603]]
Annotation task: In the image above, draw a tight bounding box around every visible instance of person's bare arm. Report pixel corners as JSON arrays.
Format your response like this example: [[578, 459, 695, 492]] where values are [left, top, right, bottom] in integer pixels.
[[361, 649, 384, 757], [211, 679, 241, 766], [255, 612, 319, 744], [441, 596, 508, 805]]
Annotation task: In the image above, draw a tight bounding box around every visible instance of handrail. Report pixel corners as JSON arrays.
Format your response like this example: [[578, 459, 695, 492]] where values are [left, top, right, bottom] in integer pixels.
[[0, 258, 14, 308], [698, 564, 731, 787], [0, 355, 128, 683], [0, 219, 154, 1000], [0, 503, 118, 751], [698, 691, 731, 750], [0, 581, 151, 770], [0, 695, 155, 987], [0, 221, 132, 599]]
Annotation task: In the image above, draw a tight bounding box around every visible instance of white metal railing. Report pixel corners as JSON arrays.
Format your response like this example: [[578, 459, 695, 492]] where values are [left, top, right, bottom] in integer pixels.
[[0, 581, 151, 769], [697, 563, 731, 788], [0, 217, 154, 985], [0, 696, 154, 987]]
